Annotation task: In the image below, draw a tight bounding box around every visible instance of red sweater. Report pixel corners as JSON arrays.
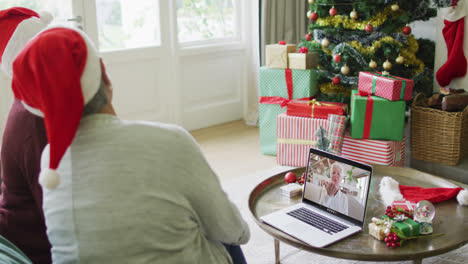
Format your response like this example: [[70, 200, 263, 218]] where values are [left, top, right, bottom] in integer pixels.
[[0, 99, 51, 264]]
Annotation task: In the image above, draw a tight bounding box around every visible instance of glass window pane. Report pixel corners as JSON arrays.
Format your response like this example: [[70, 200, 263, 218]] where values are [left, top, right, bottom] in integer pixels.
[[177, 0, 235, 43], [0, 0, 73, 25], [96, 0, 160, 51]]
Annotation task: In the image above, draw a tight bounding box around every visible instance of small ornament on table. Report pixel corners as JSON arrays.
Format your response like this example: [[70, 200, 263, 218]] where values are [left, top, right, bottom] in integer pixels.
[[321, 38, 330, 48], [350, 9, 358, 20], [281, 171, 303, 197], [341, 64, 350, 75], [329, 6, 337, 16], [284, 171, 297, 183], [383, 59, 392, 70], [391, 4, 400, 11], [414, 200, 436, 235], [365, 24, 373, 33], [369, 60, 377, 69], [332, 75, 340, 85], [403, 24, 412, 35]]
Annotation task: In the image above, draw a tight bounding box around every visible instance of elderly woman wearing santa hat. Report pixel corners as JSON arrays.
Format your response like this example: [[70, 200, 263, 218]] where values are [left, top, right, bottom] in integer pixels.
[[0, 7, 53, 264], [11, 26, 250, 264]]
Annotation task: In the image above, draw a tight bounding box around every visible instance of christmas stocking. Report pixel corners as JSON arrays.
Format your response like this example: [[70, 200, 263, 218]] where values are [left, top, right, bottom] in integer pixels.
[[436, 1, 468, 87]]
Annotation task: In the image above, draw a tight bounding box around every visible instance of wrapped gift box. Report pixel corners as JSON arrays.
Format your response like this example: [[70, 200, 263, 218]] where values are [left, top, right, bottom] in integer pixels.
[[288, 52, 318, 70], [350, 90, 406, 141], [358, 71, 414, 101], [340, 131, 406, 167], [392, 200, 417, 212], [259, 67, 317, 155], [383, 216, 420, 237], [276, 113, 405, 167], [369, 222, 387, 241], [266, 43, 297, 69], [286, 99, 347, 119]]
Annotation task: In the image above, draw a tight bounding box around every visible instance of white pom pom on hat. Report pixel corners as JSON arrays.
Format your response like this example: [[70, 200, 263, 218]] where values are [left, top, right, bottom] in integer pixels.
[[0, 7, 53, 78], [39, 168, 61, 190], [457, 189, 468, 206]]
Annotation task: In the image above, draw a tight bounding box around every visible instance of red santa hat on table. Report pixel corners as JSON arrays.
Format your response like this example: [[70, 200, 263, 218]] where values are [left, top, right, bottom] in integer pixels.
[[380, 176, 468, 207], [0, 7, 53, 78], [11, 27, 102, 189]]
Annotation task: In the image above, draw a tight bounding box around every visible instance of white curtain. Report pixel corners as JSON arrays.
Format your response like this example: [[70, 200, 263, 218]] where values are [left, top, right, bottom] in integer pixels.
[[244, 0, 308, 126]]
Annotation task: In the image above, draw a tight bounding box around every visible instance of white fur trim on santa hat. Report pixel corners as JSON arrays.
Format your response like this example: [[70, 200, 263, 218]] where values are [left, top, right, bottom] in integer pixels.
[[379, 176, 404, 206], [440, 0, 466, 22], [1, 13, 52, 78], [457, 189, 468, 206], [39, 168, 61, 190]]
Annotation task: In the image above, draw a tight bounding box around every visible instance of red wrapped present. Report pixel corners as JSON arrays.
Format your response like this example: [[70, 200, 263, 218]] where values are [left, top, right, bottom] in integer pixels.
[[392, 200, 417, 212], [286, 99, 347, 119], [358, 71, 414, 101]]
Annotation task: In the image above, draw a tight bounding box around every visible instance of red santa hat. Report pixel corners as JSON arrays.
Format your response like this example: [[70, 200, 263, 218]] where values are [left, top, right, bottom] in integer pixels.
[[0, 7, 53, 78], [380, 176, 468, 206], [11, 27, 102, 189]]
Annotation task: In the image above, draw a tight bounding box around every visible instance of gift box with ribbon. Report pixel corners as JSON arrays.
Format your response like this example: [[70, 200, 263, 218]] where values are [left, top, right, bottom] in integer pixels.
[[288, 47, 318, 70], [286, 99, 347, 119], [392, 200, 417, 212], [350, 90, 406, 141], [358, 71, 414, 101], [277, 113, 405, 167], [383, 215, 420, 237], [265, 42, 297, 69], [259, 67, 318, 155]]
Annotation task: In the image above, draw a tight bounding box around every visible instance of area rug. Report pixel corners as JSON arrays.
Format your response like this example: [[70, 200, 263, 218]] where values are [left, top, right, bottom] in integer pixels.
[[221, 166, 468, 264]]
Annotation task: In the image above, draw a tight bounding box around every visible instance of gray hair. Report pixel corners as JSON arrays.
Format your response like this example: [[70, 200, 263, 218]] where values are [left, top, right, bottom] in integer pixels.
[[82, 79, 108, 116]]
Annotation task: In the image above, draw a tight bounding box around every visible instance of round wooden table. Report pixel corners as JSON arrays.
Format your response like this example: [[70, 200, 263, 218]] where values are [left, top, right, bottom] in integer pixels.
[[248, 165, 468, 264]]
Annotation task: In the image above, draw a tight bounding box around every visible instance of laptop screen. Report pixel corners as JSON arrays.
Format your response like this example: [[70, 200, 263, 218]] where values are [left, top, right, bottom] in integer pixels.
[[302, 148, 372, 226]]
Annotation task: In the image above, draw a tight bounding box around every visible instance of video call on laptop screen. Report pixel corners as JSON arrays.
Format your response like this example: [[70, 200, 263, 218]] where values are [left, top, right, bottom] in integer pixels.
[[303, 149, 372, 223]]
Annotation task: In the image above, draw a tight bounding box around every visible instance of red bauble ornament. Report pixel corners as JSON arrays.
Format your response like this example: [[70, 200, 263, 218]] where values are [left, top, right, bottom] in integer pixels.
[[333, 53, 342, 63], [332, 76, 340, 85], [284, 172, 297, 183], [278, 40, 286, 45], [298, 47, 309, 53], [329, 7, 337, 16], [305, 33, 312, 41], [365, 24, 373, 33], [311, 12, 318, 21], [403, 25, 412, 35]]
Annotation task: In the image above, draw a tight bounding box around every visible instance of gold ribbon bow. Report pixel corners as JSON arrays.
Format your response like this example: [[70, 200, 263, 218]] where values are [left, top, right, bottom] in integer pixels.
[[306, 99, 334, 118]]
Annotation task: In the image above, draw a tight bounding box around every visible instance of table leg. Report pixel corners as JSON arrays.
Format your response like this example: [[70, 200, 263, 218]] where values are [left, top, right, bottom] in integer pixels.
[[412, 258, 422, 264], [274, 239, 280, 264]]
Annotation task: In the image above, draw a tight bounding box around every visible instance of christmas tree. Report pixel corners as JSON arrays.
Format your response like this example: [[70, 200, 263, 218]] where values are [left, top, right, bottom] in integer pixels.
[[299, 0, 437, 103]]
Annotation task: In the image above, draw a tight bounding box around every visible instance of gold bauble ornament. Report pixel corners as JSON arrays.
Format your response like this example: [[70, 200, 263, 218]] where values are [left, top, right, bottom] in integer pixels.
[[307, 10, 312, 19], [341, 65, 350, 75], [308, 0, 316, 4], [369, 60, 377, 69], [321, 38, 330, 48], [350, 10, 358, 20], [391, 4, 399, 11], [383, 60, 392, 70], [396, 55, 405, 64]]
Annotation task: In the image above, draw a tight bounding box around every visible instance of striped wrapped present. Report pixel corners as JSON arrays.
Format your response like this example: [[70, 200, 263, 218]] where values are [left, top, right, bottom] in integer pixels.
[[276, 114, 405, 167], [276, 113, 327, 167], [341, 131, 405, 167]]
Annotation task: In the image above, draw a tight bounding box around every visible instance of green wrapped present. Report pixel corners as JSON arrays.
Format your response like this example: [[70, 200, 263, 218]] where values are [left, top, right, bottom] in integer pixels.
[[258, 67, 318, 155], [383, 215, 420, 237], [350, 90, 405, 141]]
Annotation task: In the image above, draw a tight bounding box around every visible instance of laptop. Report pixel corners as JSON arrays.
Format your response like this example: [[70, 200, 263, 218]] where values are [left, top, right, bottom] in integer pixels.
[[261, 147, 373, 247]]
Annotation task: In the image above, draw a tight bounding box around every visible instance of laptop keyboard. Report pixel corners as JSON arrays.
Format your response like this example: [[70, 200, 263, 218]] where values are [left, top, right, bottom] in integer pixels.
[[287, 207, 349, 235]]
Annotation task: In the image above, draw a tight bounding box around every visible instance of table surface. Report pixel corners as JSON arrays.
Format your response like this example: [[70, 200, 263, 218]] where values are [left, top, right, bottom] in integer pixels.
[[248, 165, 468, 261]]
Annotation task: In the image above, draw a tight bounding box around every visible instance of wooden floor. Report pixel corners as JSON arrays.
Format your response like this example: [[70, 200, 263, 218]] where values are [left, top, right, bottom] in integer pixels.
[[190, 120, 277, 182]]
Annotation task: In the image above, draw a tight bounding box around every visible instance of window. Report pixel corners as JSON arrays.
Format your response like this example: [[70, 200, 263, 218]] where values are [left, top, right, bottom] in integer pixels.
[[0, 0, 72, 24], [176, 0, 237, 43], [95, 0, 161, 51]]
